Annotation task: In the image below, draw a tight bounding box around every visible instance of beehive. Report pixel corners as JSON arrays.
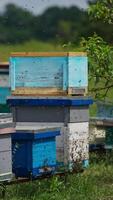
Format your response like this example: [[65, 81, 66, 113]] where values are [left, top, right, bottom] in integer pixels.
[[12, 127, 60, 178], [89, 119, 105, 145], [0, 62, 10, 105], [0, 118, 15, 182], [90, 117, 113, 150], [7, 96, 93, 168], [9, 52, 88, 96]]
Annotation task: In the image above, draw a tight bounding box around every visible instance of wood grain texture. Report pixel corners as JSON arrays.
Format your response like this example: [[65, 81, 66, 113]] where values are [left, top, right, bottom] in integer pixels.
[[68, 87, 87, 96], [11, 52, 87, 57], [11, 87, 67, 96], [11, 87, 87, 96]]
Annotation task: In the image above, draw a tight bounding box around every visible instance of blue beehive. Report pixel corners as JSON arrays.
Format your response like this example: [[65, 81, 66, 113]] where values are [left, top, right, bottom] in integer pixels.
[[12, 127, 60, 178], [9, 52, 88, 96]]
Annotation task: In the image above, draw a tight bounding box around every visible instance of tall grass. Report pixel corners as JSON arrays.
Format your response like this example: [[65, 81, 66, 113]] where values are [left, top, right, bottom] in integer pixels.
[[2, 152, 113, 200]]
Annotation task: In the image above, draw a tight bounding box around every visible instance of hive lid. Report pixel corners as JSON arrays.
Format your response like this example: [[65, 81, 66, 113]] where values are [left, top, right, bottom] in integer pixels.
[[12, 125, 61, 140], [7, 96, 93, 106], [16, 124, 61, 133]]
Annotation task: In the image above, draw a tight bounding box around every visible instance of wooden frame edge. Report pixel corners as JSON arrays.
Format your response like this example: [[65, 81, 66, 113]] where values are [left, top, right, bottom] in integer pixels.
[[10, 52, 87, 57]]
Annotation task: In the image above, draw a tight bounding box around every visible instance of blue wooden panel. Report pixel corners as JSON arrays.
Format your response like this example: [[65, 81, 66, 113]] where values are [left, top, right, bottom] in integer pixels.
[[12, 130, 58, 178], [12, 130, 60, 140], [12, 141, 32, 177], [7, 97, 93, 106], [0, 87, 10, 104], [68, 56, 88, 87], [32, 138, 56, 168], [10, 57, 68, 90]]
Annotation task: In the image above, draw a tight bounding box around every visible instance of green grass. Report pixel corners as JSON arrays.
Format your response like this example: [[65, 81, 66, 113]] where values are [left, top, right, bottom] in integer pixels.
[[2, 153, 113, 200], [0, 40, 80, 62]]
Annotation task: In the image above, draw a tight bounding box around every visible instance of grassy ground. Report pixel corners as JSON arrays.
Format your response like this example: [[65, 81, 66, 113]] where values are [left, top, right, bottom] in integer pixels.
[[0, 40, 80, 62], [1, 152, 113, 200]]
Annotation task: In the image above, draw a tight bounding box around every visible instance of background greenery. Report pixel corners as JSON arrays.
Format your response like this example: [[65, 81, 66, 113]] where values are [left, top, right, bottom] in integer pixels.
[[0, 1, 112, 45]]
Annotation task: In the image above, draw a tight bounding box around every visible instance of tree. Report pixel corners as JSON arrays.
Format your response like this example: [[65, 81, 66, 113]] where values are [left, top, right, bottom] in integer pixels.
[[82, 0, 113, 99], [0, 3, 34, 43], [88, 0, 113, 24]]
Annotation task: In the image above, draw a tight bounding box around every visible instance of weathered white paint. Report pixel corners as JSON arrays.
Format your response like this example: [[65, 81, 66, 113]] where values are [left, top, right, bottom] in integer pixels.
[[64, 122, 89, 164], [89, 124, 105, 144], [0, 135, 12, 181]]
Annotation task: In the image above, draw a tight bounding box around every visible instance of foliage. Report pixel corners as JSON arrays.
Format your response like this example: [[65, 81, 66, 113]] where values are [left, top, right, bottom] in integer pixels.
[[0, 2, 113, 44], [82, 0, 113, 99], [88, 0, 113, 24], [81, 34, 113, 98], [0, 183, 6, 198]]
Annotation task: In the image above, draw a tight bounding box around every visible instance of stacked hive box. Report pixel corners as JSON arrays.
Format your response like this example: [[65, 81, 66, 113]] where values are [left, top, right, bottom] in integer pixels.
[[90, 102, 113, 150], [7, 52, 93, 175], [10, 52, 88, 96], [0, 62, 10, 113], [100, 102, 113, 149], [0, 114, 15, 181], [12, 127, 60, 178], [0, 62, 10, 104]]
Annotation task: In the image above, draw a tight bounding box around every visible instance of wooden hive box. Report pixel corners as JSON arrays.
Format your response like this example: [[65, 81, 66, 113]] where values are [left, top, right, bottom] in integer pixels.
[[0, 62, 10, 104], [10, 52, 88, 96], [0, 118, 15, 182], [12, 127, 60, 178], [7, 96, 93, 123], [90, 117, 113, 150]]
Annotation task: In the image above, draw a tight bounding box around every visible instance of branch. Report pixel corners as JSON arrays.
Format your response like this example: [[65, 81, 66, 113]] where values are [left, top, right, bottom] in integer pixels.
[[89, 83, 113, 92]]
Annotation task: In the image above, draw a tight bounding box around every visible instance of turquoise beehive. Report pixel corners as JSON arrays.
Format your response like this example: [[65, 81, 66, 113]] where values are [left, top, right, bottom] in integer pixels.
[[10, 52, 88, 96]]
